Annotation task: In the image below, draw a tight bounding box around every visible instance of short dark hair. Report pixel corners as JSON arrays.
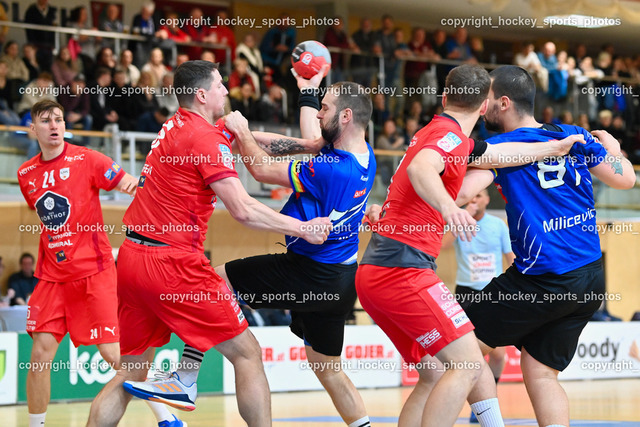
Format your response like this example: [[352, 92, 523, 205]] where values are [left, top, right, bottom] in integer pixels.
[[20, 253, 34, 264], [443, 64, 490, 111], [174, 60, 219, 108], [95, 67, 112, 80], [329, 81, 373, 130], [31, 100, 65, 120], [489, 65, 535, 117]]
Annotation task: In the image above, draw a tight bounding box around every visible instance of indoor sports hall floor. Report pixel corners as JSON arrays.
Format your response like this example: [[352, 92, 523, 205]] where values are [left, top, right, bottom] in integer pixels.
[[1, 379, 639, 426]]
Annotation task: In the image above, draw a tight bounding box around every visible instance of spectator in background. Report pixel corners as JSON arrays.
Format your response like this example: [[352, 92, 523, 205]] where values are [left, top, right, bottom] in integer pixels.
[[230, 82, 259, 121], [576, 113, 591, 131], [323, 17, 356, 82], [156, 72, 178, 115], [469, 36, 487, 63], [51, 46, 79, 87], [24, 0, 57, 71], [89, 67, 118, 130], [390, 28, 411, 117], [573, 43, 588, 68], [236, 33, 265, 92], [404, 27, 439, 91], [0, 61, 21, 125], [445, 28, 475, 64], [1, 41, 30, 108], [201, 50, 216, 63], [116, 49, 140, 86], [259, 13, 296, 85], [22, 43, 41, 82], [350, 18, 376, 88], [228, 57, 258, 99], [541, 105, 560, 125], [514, 42, 547, 92], [17, 72, 55, 116], [175, 53, 190, 67], [559, 110, 574, 125], [57, 74, 92, 136], [375, 118, 404, 185], [403, 117, 419, 146], [373, 14, 396, 89], [136, 106, 170, 153], [99, 3, 124, 51], [109, 69, 135, 130], [68, 5, 98, 72], [183, 7, 210, 60], [132, 70, 159, 117], [2, 41, 30, 84], [0, 257, 14, 308], [158, 12, 191, 44], [432, 28, 448, 93], [548, 50, 570, 101], [371, 92, 390, 136], [405, 98, 429, 126], [8, 253, 38, 306], [537, 41, 558, 73], [92, 46, 117, 78], [207, 10, 236, 65], [141, 47, 168, 87], [257, 84, 284, 123], [129, 1, 162, 68]]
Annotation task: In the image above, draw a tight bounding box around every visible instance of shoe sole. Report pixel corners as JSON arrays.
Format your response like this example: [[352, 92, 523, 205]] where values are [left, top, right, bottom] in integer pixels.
[[123, 383, 196, 412]]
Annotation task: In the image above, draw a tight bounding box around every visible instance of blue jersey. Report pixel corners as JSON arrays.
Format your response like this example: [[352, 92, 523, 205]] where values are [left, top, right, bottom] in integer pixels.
[[282, 143, 376, 264], [487, 125, 607, 275]]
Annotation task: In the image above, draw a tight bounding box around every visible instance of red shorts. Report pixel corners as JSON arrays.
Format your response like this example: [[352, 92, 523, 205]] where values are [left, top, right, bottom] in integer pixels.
[[355, 265, 474, 364], [117, 239, 248, 355], [26, 264, 120, 346]]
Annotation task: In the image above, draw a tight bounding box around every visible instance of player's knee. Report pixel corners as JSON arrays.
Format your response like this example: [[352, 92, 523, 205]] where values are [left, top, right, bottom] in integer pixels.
[[99, 349, 121, 369], [30, 341, 57, 363]]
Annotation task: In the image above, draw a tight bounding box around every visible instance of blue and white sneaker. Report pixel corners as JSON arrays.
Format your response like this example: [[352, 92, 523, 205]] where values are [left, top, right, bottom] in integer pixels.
[[123, 372, 197, 411], [159, 414, 188, 427], [469, 411, 479, 423]]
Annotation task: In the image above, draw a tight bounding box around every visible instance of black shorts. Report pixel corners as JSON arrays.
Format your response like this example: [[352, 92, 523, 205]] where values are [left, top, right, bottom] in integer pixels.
[[225, 251, 358, 356], [455, 284, 484, 311], [465, 258, 604, 371]]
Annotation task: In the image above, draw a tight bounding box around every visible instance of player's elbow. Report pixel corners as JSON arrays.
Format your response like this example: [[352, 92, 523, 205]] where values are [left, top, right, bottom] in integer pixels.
[[615, 174, 637, 190]]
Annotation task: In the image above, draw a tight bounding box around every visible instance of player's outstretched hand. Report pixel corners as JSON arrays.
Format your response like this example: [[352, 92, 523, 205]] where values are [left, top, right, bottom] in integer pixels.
[[292, 64, 330, 90], [224, 111, 250, 136], [553, 134, 586, 156], [442, 204, 477, 242], [591, 130, 623, 155], [301, 217, 333, 245], [118, 173, 138, 197], [365, 204, 382, 224]]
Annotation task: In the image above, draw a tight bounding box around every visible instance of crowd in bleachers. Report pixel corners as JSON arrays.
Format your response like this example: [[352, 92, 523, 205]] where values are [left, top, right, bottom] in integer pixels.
[[0, 0, 639, 162]]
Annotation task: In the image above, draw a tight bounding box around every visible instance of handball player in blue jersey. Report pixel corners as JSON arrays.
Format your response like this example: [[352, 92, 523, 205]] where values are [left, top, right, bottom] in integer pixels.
[[457, 65, 636, 427], [125, 66, 376, 427]]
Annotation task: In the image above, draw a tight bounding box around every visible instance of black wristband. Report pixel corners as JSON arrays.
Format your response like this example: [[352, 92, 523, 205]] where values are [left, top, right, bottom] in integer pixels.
[[298, 87, 320, 110]]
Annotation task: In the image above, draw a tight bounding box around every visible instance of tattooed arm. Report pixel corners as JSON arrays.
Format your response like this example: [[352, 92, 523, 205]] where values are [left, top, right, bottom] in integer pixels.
[[589, 130, 636, 189], [251, 132, 326, 156]]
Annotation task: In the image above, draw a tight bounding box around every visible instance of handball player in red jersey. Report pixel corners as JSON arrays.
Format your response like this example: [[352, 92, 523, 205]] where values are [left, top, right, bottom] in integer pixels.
[[17, 100, 139, 427], [87, 61, 331, 427]]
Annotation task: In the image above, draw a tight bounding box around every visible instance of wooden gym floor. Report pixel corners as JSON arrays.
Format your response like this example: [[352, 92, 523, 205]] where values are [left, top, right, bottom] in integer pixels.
[[1, 379, 639, 426]]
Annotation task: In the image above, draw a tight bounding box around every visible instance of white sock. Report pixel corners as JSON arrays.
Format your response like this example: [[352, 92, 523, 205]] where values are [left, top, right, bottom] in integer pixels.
[[146, 401, 173, 423], [178, 345, 203, 385], [29, 412, 46, 427], [348, 416, 371, 427], [471, 397, 504, 427]]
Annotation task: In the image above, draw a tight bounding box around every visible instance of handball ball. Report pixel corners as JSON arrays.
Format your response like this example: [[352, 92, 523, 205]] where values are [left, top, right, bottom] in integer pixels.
[[291, 40, 332, 79]]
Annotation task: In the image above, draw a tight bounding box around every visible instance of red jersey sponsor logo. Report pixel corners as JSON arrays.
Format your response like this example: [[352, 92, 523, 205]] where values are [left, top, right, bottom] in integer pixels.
[[19, 164, 37, 176], [417, 328, 441, 349]]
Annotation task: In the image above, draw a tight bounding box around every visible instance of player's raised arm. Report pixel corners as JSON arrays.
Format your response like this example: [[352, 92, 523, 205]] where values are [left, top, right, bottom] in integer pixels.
[[249, 65, 331, 157], [210, 176, 331, 245], [589, 130, 636, 189], [456, 168, 495, 206], [227, 111, 292, 187], [407, 148, 477, 241], [469, 134, 585, 169]]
